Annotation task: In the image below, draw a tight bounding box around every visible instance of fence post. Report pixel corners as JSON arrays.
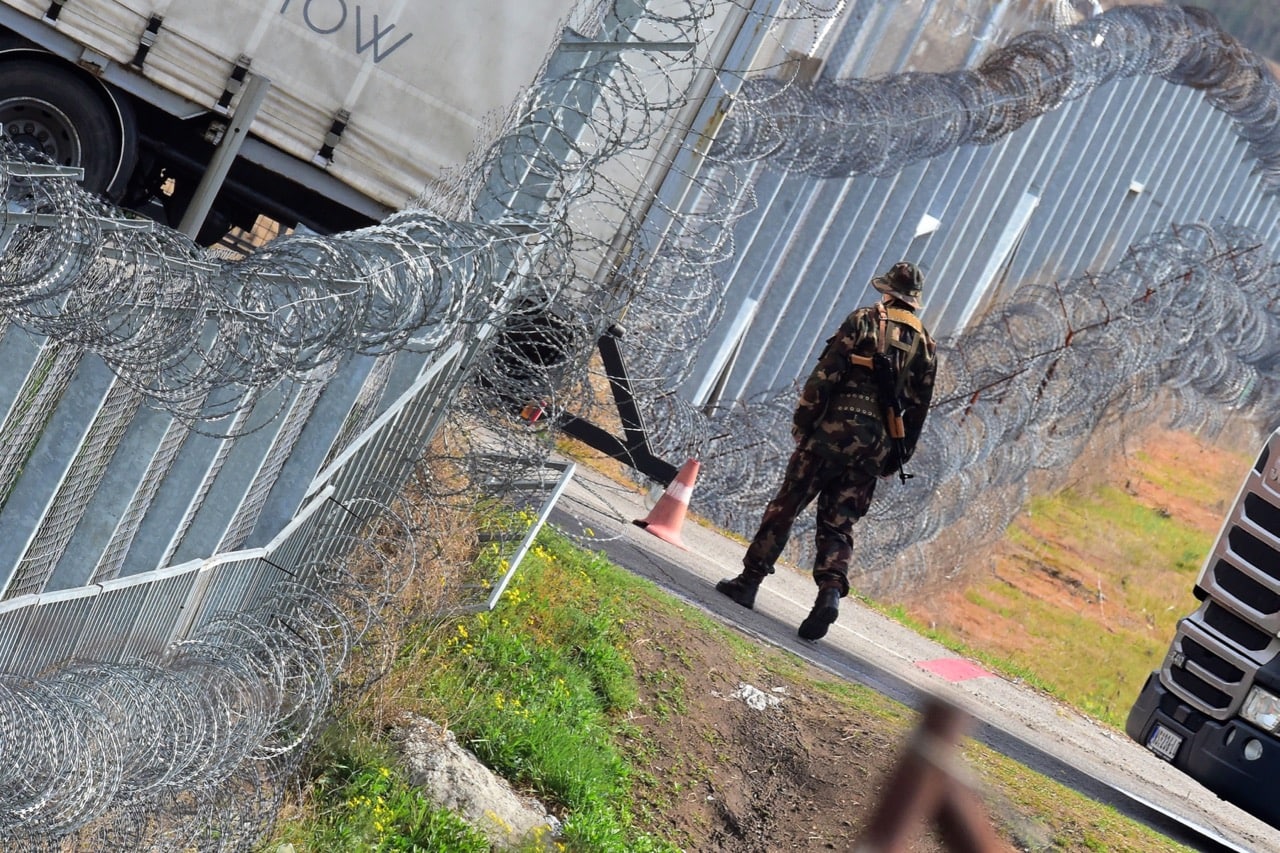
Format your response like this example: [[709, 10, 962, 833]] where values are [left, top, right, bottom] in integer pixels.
[[855, 697, 1004, 853]]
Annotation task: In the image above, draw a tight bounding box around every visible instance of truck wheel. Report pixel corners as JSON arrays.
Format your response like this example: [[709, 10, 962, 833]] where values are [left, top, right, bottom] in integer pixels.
[[0, 59, 135, 200]]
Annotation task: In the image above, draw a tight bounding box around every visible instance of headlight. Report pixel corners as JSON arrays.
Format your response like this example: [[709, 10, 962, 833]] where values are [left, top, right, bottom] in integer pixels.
[[1242, 686, 1280, 732]]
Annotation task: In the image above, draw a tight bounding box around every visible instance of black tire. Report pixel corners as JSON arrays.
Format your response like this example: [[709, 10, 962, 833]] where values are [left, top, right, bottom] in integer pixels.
[[0, 58, 134, 199]]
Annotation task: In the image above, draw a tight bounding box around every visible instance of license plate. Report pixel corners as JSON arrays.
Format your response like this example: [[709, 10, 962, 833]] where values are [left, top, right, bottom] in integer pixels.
[[1147, 723, 1182, 761]]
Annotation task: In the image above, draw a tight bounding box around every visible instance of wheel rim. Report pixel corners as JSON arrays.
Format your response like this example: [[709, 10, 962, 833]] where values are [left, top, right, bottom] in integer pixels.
[[0, 97, 82, 169]]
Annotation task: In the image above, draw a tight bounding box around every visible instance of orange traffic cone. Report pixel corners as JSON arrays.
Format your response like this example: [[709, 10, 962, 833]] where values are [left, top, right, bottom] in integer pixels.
[[633, 459, 699, 549]]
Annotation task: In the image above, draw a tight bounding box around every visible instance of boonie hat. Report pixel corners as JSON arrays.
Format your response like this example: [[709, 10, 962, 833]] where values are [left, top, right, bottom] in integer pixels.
[[872, 261, 924, 309]]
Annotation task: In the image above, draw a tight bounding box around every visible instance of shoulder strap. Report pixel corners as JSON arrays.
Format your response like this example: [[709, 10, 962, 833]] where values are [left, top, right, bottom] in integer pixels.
[[865, 304, 928, 392], [884, 306, 923, 334], [877, 304, 927, 397]]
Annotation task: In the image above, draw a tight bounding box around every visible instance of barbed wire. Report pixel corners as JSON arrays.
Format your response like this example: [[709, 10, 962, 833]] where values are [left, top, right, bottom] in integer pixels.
[[0, 501, 412, 846], [3, 0, 1280, 846], [0, 0, 735, 430], [710, 5, 1280, 188], [664, 222, 1280, 597], [0, 156, 565, 425], [0, 2, 1195, 446], [0, 0, 741, 845], [597, 3, 1280, 595]]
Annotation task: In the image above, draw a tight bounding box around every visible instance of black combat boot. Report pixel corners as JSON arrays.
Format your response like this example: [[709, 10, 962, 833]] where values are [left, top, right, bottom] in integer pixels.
[[798, 586, 841, 640], [715, 574, 762, 609]]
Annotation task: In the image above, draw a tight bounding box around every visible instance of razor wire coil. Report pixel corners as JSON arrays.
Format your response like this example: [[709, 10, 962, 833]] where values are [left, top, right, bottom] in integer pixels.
[[712, 5, 1280, 190], [4, 0, 1280, 846]]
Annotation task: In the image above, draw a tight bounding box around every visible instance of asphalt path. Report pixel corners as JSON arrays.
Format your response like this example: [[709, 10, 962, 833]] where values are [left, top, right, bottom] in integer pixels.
[[546, 461, 1280, 853]]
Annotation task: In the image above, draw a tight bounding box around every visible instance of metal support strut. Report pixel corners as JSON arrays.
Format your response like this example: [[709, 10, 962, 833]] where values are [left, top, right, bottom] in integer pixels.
[[555, 324, 680, 485]]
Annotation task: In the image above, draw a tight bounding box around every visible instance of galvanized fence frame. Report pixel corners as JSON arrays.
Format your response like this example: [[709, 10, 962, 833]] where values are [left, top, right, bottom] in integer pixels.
[[0, 334, 474, 676]]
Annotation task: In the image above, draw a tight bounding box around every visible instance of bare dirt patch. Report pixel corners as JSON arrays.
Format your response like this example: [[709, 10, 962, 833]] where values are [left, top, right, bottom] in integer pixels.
[[900, 423, 1256, 646], [883, 420, 1262, 735], [617, 598, 1009, 852], [613, 423, 1261, 852]]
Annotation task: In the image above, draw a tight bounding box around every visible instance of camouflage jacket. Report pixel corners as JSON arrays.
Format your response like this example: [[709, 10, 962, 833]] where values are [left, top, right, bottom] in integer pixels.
[[792, 301, 937, 462]]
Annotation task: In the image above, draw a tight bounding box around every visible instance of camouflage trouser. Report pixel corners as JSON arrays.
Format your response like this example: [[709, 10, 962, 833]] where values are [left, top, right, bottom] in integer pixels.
[[743, 422, 889, 595]]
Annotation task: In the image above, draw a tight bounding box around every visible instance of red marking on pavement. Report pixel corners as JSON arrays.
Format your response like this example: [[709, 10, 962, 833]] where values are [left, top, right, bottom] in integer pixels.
[[917, 658, 992, 682]]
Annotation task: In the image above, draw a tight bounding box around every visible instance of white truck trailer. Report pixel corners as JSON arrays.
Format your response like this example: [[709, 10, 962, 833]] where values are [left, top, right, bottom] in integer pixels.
[[0, 0, 580, 241]]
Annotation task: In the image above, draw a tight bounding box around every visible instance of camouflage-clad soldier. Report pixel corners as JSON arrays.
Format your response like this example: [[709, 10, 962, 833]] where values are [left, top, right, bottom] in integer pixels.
[[716, 261, 937, 640]]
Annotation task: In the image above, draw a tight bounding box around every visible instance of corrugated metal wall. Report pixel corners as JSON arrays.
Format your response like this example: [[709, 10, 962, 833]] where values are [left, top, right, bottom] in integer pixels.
[[0, 0, 1275, 670], [0, 0, 732, 670], [681, 0, 1280, 410]]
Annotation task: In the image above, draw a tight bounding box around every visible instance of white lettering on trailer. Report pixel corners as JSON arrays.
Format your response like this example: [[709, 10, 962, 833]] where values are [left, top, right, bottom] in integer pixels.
[[279, 0, 414, 63]]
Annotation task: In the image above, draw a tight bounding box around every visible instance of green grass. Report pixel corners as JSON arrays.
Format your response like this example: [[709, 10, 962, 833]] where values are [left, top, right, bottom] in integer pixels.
[[275, 725, 492, 852], [877, 600, 1060, 696], [964, 739, 1194, 853], [887, 438, 1243, 730], [997, 485, 1208, 727], [412, 539, 635, 789], [272, 520, 1200, 851], [274, 528, 678, 853], [1020, 485, 1213, 578], [1127, 445, 1249, 512]]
